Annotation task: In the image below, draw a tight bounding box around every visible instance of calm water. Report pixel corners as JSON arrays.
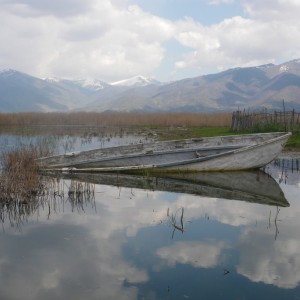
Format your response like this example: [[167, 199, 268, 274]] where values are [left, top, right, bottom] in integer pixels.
[[0, 126, 151, 154], [0, 131, 300, 300]]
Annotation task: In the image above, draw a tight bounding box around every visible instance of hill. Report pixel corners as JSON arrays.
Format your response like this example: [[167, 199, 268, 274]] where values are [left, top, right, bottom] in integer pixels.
[[1, 59, 300, 113]]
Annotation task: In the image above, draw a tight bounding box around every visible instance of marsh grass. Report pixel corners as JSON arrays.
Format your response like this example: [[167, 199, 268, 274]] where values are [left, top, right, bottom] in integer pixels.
[[0, 112, 233, 148], [0, 176, 96, 231], [0, 164, 96, 229], [0, 112, 232, 127], [0, 140, 55, 204], [1, 147, 42, 202]]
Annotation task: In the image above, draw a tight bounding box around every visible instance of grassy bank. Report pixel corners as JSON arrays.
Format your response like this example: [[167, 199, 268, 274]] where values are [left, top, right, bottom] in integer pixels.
[[284, 132, 300, 150], [150, 126, 235, 140], [149, 125, 300, 151]]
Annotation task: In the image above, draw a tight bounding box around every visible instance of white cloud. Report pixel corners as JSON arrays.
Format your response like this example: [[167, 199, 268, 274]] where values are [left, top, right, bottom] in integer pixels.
[[0, 0, 173, 81], [0, 0, 95, 17], [244, 0, 300, 20], [173, 2, 300, 74], [208, 0, 234, 5], [0, 0, 300, 81]]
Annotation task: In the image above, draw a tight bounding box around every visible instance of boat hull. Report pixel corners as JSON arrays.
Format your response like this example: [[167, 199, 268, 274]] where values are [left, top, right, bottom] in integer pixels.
[[164, 133, 287, 171], [37, 132, 291, 172]]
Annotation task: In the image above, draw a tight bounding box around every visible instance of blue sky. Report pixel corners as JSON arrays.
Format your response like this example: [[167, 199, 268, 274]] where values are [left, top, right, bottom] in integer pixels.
[[0, 0, 300, 82], [130, 0, 245, 25]]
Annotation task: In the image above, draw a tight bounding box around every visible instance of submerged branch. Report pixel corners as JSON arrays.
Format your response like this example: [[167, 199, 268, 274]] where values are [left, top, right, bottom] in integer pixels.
[[167, 207, 185, 238]]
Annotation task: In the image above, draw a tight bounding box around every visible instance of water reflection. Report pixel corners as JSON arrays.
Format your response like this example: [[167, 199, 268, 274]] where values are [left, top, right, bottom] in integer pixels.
[[265, 157, 300, 186], [56, 170, 289, 207], [0, 177, 96, 230], [237, 226, 300, 289], [0, 157, 300, 299]]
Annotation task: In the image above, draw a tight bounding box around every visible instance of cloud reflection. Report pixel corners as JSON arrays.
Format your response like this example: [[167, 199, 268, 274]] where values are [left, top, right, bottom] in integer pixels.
[[156, 240, 230, 268], [0, 172, 299, 298], [0, 222, 148, 300], [237, 228, 300, 289]]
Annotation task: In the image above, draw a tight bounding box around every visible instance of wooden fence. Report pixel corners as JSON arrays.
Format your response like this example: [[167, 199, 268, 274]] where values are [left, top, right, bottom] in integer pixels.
[[231, 110, 300, 131]]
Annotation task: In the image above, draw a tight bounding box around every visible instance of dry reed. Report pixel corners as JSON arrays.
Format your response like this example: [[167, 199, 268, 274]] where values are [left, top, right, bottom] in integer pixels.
[[0, 140, 54, 205], [0, 147, 41, 202], [0, 175, 96, 229], [0, 112, 232, 127]]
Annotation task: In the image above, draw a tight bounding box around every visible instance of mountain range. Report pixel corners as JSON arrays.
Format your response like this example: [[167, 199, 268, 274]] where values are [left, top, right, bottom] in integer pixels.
[[1, 58, 300, 113]]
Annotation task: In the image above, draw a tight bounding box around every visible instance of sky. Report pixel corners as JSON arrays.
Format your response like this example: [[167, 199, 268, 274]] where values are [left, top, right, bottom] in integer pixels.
[[1, 0, 300, 83]]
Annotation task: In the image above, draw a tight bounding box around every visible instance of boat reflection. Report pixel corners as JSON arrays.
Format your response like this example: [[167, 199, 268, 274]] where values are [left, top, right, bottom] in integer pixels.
[[0, 169, 288, 230], [57, 170, 289, 207]]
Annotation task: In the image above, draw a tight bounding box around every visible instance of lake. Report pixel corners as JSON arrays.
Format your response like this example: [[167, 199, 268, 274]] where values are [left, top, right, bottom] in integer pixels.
[[0, 129, 300, 300]]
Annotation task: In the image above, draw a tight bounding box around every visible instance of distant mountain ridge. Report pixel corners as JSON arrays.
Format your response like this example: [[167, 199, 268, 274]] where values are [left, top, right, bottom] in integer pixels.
[[44, 77, 108, 91], [110, 75, 161, 87], [1, 59, 300, 113]]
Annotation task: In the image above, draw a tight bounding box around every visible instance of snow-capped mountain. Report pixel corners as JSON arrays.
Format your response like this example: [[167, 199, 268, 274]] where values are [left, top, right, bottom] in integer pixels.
[[0, 70, 97, 112], [110, 75, 161, 87], [43, 77, 107, 91], [0, 68, 18, 75], [73, 78, 107, 91], [2, 58, 300, 113], [43, 77, 60, 83]]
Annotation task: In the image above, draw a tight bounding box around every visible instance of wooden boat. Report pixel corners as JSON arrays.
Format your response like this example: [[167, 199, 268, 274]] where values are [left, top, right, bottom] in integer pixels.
[[53, 170, 289, 207], [36, 132, 291, 173]]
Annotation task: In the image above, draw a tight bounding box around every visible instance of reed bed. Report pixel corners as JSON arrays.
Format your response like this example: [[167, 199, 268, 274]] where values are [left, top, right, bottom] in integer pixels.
[[0, 168, 96, 229], [0, 112, 232, 127], [0, 146, 49, 229], [0, 137, 56, 202], [0, 147, 43, 203]]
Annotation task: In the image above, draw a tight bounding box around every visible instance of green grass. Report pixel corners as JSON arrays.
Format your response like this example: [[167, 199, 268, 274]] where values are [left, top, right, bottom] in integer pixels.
[[285, 131, 300, 150], [152, 126, 235, 141], [253, 123, 287, 133], [252, 124, 300, 150], [147, 125, 300, 151]]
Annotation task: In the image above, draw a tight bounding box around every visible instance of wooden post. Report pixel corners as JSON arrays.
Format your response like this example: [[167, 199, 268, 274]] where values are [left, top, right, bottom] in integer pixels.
[[282, 99, 287, 132], [292, 109, 295, 130]]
